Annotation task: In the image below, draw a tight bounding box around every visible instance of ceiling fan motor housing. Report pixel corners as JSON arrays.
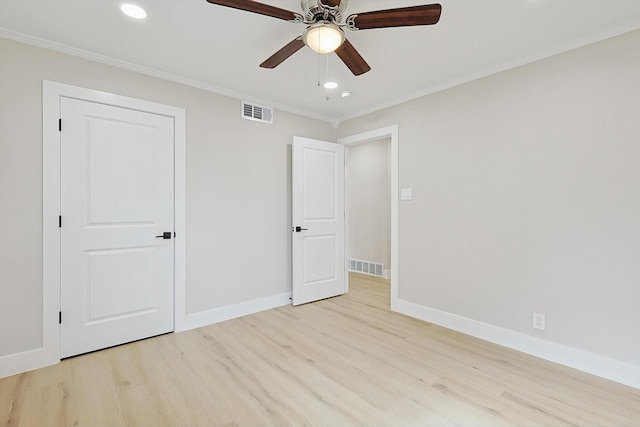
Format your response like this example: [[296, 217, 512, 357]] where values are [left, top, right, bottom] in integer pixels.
[[301, 0, 348, 23]]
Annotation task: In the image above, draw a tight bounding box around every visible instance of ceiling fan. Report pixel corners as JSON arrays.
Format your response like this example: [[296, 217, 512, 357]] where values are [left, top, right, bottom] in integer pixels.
[[205, 0, 442, 76]]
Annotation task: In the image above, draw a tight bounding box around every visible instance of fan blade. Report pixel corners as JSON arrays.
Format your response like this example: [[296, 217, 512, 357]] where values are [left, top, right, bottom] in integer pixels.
[[335, 39, 371, 76], [260, 38, 305, 69], [206, 0, 300, 21], [348, 4, 441, 30]]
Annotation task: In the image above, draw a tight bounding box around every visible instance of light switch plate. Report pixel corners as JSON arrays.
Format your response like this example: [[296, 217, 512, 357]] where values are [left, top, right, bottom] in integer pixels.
[[401, 188, 412, 201]]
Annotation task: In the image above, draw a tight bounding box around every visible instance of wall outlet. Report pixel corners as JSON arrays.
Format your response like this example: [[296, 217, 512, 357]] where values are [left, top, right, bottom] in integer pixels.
[[533, 313, 546, 331]]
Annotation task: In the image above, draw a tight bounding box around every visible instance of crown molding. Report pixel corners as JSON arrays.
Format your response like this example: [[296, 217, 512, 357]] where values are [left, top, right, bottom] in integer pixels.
[[340, 21, 640, 122], [0, 28, 336, 124]]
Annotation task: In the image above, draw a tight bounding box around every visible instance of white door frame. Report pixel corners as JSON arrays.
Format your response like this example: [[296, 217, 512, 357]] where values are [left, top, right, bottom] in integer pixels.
[[338, 125, 399, 310], [38, 80, 186, 372]]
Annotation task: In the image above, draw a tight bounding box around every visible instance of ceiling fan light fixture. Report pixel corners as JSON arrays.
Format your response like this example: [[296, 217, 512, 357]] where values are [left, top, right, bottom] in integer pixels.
[[303, 22, 345, 54]]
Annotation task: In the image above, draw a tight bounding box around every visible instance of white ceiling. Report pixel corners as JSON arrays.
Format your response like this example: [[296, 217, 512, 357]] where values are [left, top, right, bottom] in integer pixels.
[[1, 0, 639, 123]]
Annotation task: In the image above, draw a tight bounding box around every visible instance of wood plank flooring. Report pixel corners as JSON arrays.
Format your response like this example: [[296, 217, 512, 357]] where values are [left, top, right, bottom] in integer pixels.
[[1, 273, 639, 426]]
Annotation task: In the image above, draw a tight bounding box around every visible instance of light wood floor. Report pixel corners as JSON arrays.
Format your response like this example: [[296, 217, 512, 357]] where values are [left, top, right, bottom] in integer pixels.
[[1, 273, 639, 426]]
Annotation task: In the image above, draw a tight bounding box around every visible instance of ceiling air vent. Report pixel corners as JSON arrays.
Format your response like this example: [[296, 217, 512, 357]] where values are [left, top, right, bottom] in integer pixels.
[[242, 101, 273, 124]]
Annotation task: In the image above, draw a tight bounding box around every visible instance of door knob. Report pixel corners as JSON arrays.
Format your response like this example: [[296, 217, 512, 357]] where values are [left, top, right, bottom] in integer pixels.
[[156, 232, 172, 239], [294, 226, 308, 233]]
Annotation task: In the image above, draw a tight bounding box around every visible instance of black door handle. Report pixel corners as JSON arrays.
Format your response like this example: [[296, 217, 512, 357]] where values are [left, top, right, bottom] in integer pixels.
[[294, 226, 308, 232], [156, 232, 172, 239]]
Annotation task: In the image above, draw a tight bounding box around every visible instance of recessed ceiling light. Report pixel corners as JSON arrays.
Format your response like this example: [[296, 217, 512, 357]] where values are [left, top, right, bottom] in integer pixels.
[[323, 81, 338, 89], [120, 3, 147, 19]]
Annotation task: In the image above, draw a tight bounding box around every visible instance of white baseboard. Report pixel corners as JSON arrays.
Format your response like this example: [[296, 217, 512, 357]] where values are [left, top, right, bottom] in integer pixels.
[[383, 269, 391, 280], [175, 292, 291, 333], [0, 347, 56, 379], [6, 293, 636, 390], [2, 292, 291, 378], [394, 298, 640, 389]]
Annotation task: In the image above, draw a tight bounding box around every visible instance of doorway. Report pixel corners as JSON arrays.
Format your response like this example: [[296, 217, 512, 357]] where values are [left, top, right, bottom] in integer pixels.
[[338, 125, 399, 310], [346, 137, 391, 279]]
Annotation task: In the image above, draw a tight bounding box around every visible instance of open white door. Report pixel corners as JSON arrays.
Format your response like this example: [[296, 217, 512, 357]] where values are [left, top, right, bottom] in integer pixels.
[[292, 137, 345, 305]]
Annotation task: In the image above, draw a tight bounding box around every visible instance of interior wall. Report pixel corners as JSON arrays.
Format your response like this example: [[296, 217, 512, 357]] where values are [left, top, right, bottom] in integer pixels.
[[347, 138, 391, 268], [0, 37, 335, 357], [337, 29, 640, 367]]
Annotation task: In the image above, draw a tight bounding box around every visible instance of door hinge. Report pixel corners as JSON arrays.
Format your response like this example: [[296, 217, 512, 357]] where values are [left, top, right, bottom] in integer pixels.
[[59, 215, 62, 228], [58, 118, 62, 132], [59, 311, 62, 324]]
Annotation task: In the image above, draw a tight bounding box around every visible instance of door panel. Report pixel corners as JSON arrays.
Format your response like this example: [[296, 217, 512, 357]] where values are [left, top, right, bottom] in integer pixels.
[[88, 119, 156, 223], [304, 235, 337, 283], [60, 98, 174, 358], [303, 148, 337, 220], [86, 247, 156, 321], [292, 137, 345, 305]]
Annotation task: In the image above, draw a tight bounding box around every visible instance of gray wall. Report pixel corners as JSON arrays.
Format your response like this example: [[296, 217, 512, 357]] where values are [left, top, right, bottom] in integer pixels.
[[338, 30, 640, 366], [0, 37, 335, 357], [347, 139, 391, 268]]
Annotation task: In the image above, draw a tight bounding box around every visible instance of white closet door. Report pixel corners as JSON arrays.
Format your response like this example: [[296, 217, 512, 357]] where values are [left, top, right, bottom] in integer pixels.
[[60, 97, 174, 358]]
